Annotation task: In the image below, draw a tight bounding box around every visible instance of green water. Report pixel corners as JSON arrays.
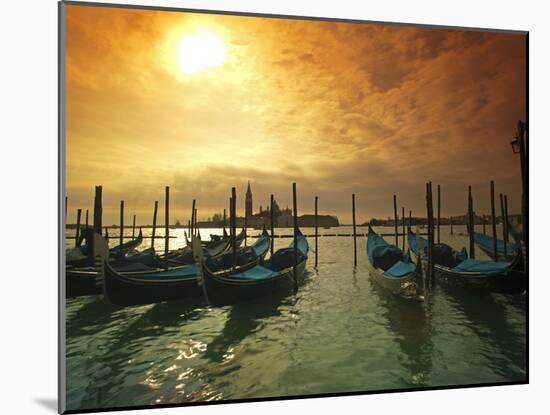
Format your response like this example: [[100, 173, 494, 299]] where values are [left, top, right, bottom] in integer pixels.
[[65, 226, 526, 411]]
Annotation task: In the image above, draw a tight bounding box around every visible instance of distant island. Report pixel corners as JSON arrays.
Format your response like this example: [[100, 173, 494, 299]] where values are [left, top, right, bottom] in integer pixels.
[[65, 183, 521, 230], [66, 213, 521, 230], [364, 213, 521, 227]]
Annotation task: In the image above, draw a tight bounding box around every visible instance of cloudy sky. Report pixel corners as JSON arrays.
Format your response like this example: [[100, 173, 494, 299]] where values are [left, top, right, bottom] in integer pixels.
[[65, 4, 526, 225]]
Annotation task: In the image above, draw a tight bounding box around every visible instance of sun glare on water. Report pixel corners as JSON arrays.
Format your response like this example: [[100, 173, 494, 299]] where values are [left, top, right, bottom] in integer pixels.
[[178, 30, 226, 75]]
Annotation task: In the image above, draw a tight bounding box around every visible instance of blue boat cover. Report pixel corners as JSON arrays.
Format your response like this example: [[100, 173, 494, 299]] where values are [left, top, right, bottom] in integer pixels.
[[251, 233, 270, 257], [367, 230, 403, 264], [231, 265, 279, 280], [473, 232, 517, 255], [289, 233, 309, 257], [456, 247, 468, 262], [406, 228, 512, 275], [223, 231, 309, 281], [407, 229, 468, 262], [383, 260, 416, 278], [407, 230, 424, 256], [367, 228, 414, 278], [452, 258, 511, 274]]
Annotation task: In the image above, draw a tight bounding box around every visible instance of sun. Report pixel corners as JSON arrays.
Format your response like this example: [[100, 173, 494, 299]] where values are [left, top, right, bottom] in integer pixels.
[[177, 30, 226, 75]]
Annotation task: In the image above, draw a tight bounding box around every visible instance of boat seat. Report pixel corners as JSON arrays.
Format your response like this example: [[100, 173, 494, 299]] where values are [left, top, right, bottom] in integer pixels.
[[383, 260, 416, 278], [230, 265, 278, 281], [373, 249, 403, 271], [432, 243, 463, 268], [452, 258, 511, 274]]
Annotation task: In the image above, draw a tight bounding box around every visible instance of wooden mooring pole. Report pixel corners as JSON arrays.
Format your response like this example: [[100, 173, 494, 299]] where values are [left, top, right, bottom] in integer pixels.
[[85, 209, 89, 230], [270, 194, 275, 257], [75, 208, 82, 248], [194, 207, 198, 238], [165, 186, 170, 264], [91, 185, 102, 259], [231, 187, 237, 268], [402, 206, 405, 251], [315, 196, 318, 267], [223, 208, 227, 233], [93, 186, 102, 234], [292, 183, 298, 290], [151, 201, 158, 250], [132, 214, 136, 239], [190, 199, 196, 239], [450, 216, 454, 235], [517, 121, 527, 271], [468, 185, 475, 259], [499, 193, 507, 258], [119, 200, 124, 246], [393, 194, 398, 247], [244, 209, 248, 247], [228, 197, 233, 243], [504, 195, 509, 244], [437, 184, 441, 244], [490, 181, 498, 261], [352, 194, 357, 267], [426, 182, 434, 289]]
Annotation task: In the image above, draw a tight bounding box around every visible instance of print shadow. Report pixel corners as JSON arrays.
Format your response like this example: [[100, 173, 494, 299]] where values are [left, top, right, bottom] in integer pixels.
[[33, 398, 57, 412]]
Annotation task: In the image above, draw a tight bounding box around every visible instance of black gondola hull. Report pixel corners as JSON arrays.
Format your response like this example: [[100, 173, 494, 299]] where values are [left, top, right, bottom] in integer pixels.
[[66, 270, 102, 298], [413, 251, 525, 294], [201, 260, 307, 306], [407, 227, 525, 294], [431, 263, 525, 293], [102, 263, 203, 307]]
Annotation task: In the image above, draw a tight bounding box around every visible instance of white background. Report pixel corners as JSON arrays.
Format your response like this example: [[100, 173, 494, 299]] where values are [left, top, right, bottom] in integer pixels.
[[0, 0, 547, 413]]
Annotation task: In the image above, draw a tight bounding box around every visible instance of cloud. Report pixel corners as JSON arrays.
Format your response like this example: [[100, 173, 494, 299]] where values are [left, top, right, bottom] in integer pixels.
[[64, 5, 526, 224]]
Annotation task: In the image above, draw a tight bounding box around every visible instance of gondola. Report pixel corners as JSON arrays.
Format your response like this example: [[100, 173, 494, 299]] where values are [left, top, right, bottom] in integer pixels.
[[407, 227, 524, 293], [66, 245, 162, 297], [110, 228, 144, 253], [66, 229, 267, 299], [366, 225, 421, 299], [473, 231, 518, 261], [97, 229, 271, 306], [186, 228, 245, 249], [66, 255, 157, 298], [117, 247, 159, 268], [160, 228, 237, 265], [66, 228, 144, 267], [205, 227, 230, 246], [167, 228, 246, 265], [165, 238, 229, 265], [199, 228, 309, 306], [66, 228, 252, 299]]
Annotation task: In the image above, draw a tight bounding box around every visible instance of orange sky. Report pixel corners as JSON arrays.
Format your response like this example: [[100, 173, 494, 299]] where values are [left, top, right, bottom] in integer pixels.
[[64, 4, 526, 225]]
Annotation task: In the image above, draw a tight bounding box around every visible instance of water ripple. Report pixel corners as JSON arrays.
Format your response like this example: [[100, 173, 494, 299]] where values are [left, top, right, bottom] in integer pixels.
[[65, 228, 526, 411]]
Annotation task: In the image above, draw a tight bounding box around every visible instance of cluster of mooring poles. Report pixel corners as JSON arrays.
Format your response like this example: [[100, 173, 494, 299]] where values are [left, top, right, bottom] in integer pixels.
[[67, 180, 515, 271], [67, 120, 526, 276]]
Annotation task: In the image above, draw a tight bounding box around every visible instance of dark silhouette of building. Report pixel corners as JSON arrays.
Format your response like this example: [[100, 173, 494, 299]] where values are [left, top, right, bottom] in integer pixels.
[[298, 215, 339, 227], [245, 181, 253, 219]]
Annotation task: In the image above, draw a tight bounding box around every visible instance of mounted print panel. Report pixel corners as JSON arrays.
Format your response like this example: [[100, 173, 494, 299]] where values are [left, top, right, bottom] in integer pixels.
[[59, 1, 528, 413]]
